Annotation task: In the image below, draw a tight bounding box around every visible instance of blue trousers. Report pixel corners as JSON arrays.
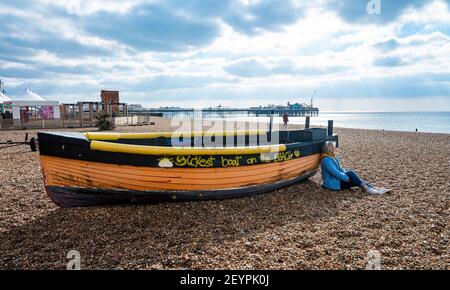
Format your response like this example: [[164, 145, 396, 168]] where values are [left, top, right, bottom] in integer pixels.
[[340, 170, 372, 189]]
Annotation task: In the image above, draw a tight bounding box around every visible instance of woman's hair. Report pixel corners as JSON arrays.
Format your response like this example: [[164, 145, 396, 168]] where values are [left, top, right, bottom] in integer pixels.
[[322, 141, 336, 153]]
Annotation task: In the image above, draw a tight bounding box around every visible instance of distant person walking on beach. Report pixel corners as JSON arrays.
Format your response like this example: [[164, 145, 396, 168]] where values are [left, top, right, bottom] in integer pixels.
[[282, 113, 289, 130], [320, 141, 391, 195]]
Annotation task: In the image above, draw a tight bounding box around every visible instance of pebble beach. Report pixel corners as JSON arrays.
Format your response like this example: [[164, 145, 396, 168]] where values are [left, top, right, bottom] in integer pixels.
[[0, 118, 448, 269]]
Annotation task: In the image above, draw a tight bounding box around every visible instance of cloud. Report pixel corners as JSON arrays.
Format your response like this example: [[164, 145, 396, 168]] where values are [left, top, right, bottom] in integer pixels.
[[223, 57, 349, 77], [0, 11, 118, 61], [3, 78, 102, 101], [0, 42, 34, 63], [321, 72, 450, 99], [0, 0, 449, 111], [128, 75, 238, 91], [152, 0, 304, 36], [0, 34, 113, 58], [328, 0, 432, 23], [373, 56, 405, 67], [223, 57, 275, 77], [398, 21, 450, 38], [374, 39, 399, 51], [80, 0, 305, 51], [221, 0, 304, 35], [0, 66, 44, 79], [82, 3, 220, 52], [196, 72, 450, 100]]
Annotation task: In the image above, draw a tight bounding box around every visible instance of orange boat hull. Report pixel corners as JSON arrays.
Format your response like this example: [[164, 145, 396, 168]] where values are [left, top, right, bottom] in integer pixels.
[[41, 154, 320, 207]]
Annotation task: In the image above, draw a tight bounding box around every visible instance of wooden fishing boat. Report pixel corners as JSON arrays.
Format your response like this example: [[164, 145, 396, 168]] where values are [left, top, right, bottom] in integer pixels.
[[37, 127, 338, 207]]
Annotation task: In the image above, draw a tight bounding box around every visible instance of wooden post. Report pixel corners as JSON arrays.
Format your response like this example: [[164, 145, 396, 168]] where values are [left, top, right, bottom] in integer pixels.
[[305, 116, 310, 129], [89, 103, 93, 120], [61, 105, 65, 128], [79, 102, 83, 128], [20, 107, 24, 129], [268, 110, 274, 142], [328, 120, 334, 136]]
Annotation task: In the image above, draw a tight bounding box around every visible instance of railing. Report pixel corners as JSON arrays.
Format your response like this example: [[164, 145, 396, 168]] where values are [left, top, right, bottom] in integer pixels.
[[129, 108, 319, 118]]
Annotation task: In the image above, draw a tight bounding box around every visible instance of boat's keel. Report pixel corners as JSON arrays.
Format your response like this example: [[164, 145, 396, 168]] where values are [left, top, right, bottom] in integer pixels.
[[45, 170, 317, 207]]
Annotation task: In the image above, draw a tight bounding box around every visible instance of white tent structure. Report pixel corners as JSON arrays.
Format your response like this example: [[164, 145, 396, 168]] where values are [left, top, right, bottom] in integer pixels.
[[0, 91, 10, 102], [11, 88, 47, 101], [5, 89, 60, 126]]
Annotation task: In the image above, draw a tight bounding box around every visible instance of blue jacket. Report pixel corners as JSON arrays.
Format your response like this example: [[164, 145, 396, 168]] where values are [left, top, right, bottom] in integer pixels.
[[320, 155, 350, 191]]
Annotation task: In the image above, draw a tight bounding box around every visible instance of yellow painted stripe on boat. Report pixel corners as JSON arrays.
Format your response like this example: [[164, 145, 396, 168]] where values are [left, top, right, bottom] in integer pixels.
[[90, 140, 286, 156], [83, 130, 267, 141]]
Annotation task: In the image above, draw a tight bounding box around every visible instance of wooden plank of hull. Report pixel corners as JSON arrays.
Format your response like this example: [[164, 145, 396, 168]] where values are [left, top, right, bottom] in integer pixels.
[[45, 160, 316, 191], [44, 159, 317, 189], [43, 155, 318, 183], [40, 154, 320, 192]]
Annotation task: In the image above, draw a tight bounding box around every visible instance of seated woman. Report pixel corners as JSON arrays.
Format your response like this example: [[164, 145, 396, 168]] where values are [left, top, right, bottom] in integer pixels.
[[320, 141, 390, 194]]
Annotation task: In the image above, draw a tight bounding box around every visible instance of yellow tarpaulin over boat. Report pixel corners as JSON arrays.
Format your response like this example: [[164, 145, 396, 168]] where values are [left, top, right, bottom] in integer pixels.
[[90, 140, 286, 156]]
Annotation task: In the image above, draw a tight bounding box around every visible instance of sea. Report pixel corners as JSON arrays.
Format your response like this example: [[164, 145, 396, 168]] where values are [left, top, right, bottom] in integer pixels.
[[198, 111, 450, 134], [308, 111, 450, 134]]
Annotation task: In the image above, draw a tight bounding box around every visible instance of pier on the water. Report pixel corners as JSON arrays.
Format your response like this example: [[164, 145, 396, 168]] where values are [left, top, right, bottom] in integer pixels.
[[129, 108, 319, 118]]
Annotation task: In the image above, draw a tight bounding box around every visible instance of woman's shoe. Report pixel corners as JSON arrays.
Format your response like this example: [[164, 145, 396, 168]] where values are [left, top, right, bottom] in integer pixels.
[[377, 187, 392, 194], [367, 187, 383, 195]]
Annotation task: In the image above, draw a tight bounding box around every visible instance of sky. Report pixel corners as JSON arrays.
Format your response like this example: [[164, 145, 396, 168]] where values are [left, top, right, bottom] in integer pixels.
[[0, 0, 449, 111]]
